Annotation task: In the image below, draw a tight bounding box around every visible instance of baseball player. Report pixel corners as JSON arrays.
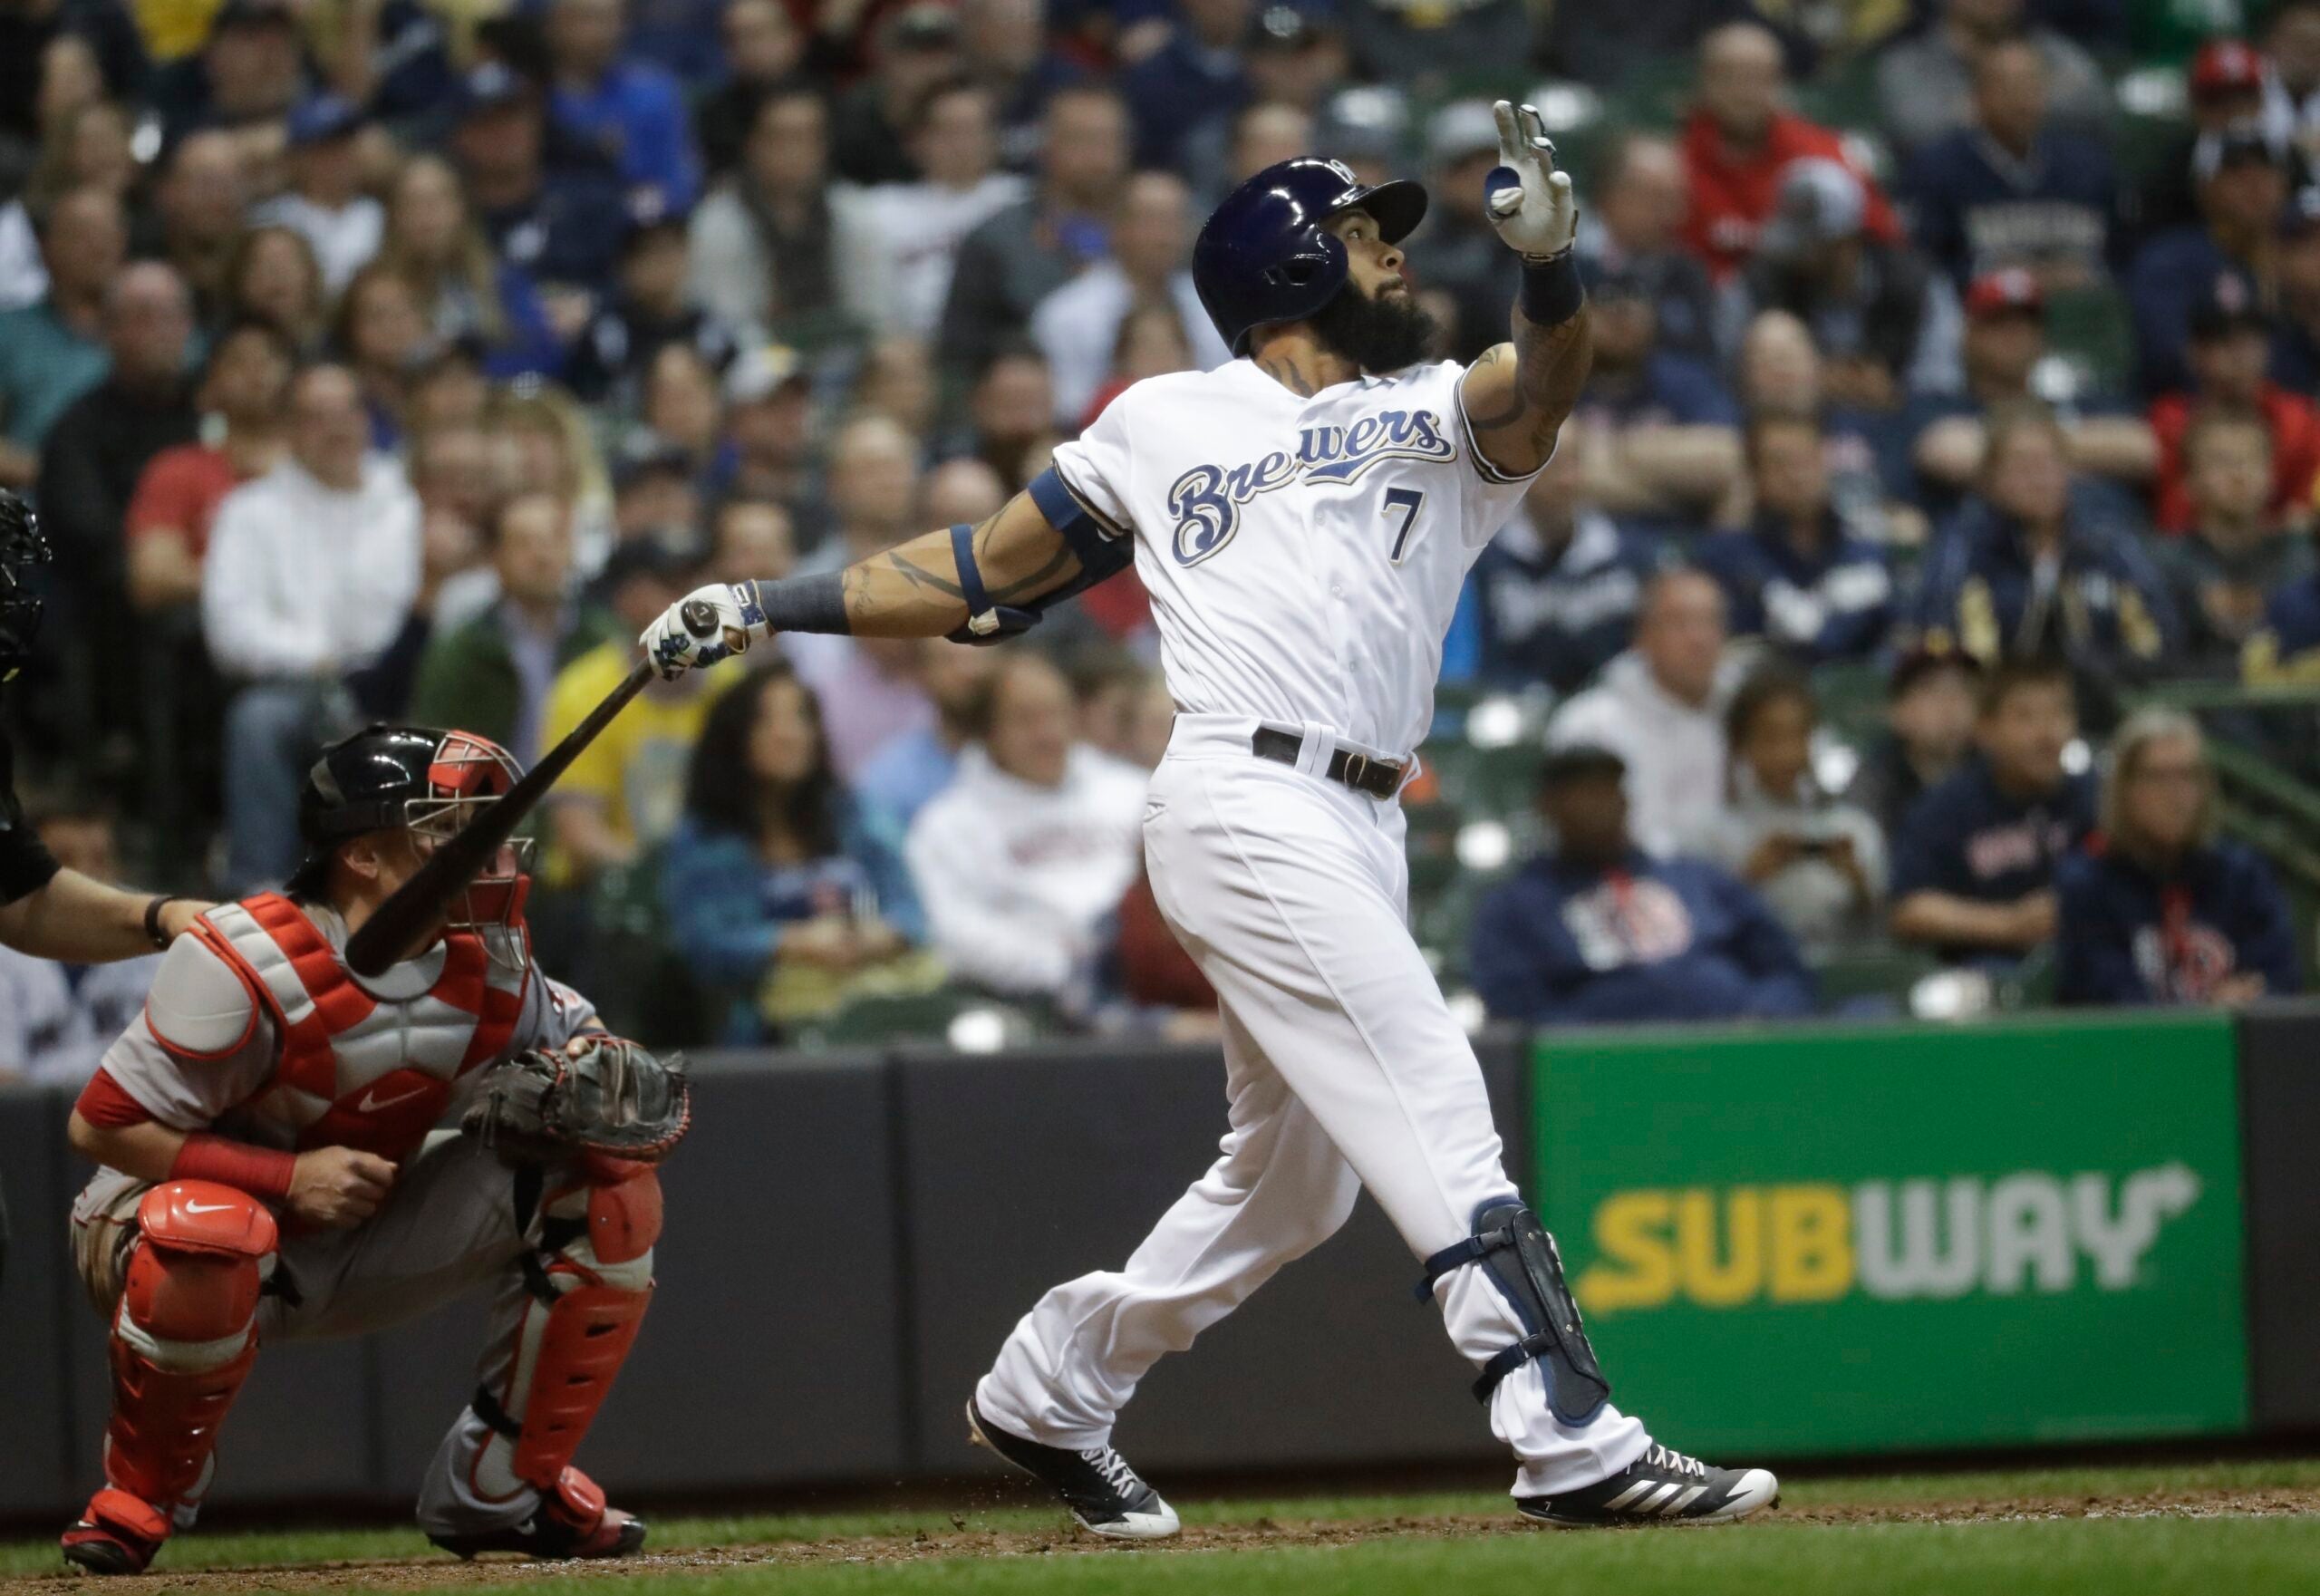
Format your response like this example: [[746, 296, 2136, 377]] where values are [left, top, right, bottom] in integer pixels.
[[56, 724, 689, 1574], [644, 108, 1778, 1529]]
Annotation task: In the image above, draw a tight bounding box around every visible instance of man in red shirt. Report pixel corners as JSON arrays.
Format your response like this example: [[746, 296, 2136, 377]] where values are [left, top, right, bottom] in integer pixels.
[[2149, 270, 2320, 533], [1681, 21, 1901, 281]]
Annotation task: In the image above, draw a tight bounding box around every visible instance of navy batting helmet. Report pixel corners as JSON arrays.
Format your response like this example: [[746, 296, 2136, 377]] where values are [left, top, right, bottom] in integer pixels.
[[1194, 157, 1428, 357]]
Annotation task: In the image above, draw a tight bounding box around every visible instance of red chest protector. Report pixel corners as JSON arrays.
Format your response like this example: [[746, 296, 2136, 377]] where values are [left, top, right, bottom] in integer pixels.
[[191, 894, 530, 1164]]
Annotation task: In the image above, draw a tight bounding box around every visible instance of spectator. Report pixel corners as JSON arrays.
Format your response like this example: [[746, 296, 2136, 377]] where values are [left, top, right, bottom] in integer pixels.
[[2241, 517, 2320, 682], [1915, 401, 2177, 679], [831, 1, 966, 187], [1875, 0, 2107, 156], [379, 153, 562, 379], [143, 130, 247, 325], [1889, 653, 2093, 964], [1566, 262, 1742, 523], [125, 317, 293, 616], [1909, 269, 2157, 504], [705, 492, 795, 586], [333, 262, 430, 448], [1706, 665, 1886, 959], [716, 343, 819, 521], [1031, 170, 1226, 426], [251, 94, 382, 294], [2129, 124, 2295, 397], [150, 0, 307, 147], [1075, 300, 1200, 428], [1903, 37, 2119, 292], [451, 63, 631, 315], [1454, 439, 1658, 695], [539, 535, 724, 887], [564, 192, 742, 407], [200, 363, 422, 888], [1179, 5, 1346, 204], [1407, 101, 1515, 365], [1850, 646, 1984, 840], [1220, 99, 1313, 197], [0, 185, 124, 485], [951, 345, 1057, 491], [636, 339, 724, 475], [2275, 186, 2320, 392], [664, 663, 928, 1040], [856, 332, 939, 440], [2056, 709, 2298, 1003], [1470, 742, 1814, 1024], [2149, 270, 2320, 533], [1696, 411, 1895, 663], [227, 223, 328, 355], [1681, 21, 1900, 281], [919, 453, 1009, 528], [1732, 307, 1918, 539], [855, 638, 996, 827], [937, 82, 1128, 383], [1578, 132, 1720, 367], [2266, 1, 2320, 158], [835, 77, 1030, 338], [960, 0, 1088, 169], [544, 0, 700, 211], [38, 262, 199, 748], [0, 97, 137, 312], [687, 83, 838, 339], [1738, 158, 1947, 411], [610, 440, 700, 550], [1548, 566, 1739, 858], [411, 492, 620, 765], [0, 799, 163, 1084], [692, 0, 811, 178], [1121, 0, 1249, 171], [1339, 0, 1532, 92], [2159, 409, 2315, 672], [906, 650, 1146, 1004], [2145, 39, 2279, 242]]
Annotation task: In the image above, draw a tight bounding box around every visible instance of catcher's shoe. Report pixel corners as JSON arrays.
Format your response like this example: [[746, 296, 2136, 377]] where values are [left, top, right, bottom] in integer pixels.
[[1516, 1442, 1778, 1527], [60, 1488, 170, 1574], [965, 1398, 1181, 1540], [428, 1467, 648, 1561]]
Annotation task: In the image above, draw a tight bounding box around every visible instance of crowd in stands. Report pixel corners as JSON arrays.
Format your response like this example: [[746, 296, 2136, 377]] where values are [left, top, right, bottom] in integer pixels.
[[3, 0, 2320, 1073]]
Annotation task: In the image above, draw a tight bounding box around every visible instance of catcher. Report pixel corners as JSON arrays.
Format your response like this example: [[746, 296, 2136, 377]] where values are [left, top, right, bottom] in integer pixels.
[[55, 723, 690, 1575]]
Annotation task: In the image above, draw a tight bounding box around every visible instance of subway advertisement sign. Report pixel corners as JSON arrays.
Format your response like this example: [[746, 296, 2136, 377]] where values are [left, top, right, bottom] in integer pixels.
[[1531, 1012, 2248, 1456]]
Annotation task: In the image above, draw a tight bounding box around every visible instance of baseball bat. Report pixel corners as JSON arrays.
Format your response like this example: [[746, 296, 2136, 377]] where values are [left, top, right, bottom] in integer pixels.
[[344, 599, 720, 976]]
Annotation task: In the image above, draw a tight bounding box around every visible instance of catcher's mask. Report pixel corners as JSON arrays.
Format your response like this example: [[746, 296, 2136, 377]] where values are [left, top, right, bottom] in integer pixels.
[[0, 491, 51, 684], [287, 723, 535, 970]]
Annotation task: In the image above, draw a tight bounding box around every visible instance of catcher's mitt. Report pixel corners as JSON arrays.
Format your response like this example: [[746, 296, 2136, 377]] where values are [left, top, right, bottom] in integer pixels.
[[461, 1036, 691, 1166]]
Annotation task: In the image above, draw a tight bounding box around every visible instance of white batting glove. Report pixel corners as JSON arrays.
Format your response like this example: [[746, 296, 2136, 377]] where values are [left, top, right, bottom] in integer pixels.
[[640, 582, 765, 680], [1484, 101, 1578, 259]]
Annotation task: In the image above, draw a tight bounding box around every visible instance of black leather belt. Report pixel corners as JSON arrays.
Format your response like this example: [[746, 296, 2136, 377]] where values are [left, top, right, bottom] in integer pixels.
[[1250, 727, 1407, 799]]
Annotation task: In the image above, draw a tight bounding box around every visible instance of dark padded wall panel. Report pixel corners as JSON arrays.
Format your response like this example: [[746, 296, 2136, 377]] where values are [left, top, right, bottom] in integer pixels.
[[2238, 1004, 2320, 1431], [899, 1033, 1530, 1475], [0, 1089, 72, 1517]]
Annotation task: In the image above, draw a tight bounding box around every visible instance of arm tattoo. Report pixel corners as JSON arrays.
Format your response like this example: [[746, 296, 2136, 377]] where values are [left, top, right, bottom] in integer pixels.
[[1463, 345, 1526, 430], [883, 549, 966, 600], [990, 544, 1076, 604]]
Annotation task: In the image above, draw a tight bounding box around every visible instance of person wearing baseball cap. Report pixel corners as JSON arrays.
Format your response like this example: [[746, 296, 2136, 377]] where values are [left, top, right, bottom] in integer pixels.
[[2129, 119, 2296, 394], [2273, 184, 2320, 389], [2147, 267, 2320, 532], [1468, 738, 1814, 1026], [1910, 269, 2157, 507], [251, 97, 381, 294], [149, 0, 306, 145], [451, 61, 631, 307], [564, 189, 741, 405]]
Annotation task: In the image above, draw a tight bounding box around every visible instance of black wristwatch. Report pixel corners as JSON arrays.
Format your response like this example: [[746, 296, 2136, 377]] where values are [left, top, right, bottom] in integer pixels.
[[144, 895, 185, 950]]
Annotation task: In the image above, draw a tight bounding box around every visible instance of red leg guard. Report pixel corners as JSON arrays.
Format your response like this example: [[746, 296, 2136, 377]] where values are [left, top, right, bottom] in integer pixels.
[[100, 1183, 276, 1514]]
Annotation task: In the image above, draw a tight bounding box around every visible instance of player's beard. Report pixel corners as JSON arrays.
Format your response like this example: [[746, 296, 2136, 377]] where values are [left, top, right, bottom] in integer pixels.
[[1311, 281, 1438, 373]]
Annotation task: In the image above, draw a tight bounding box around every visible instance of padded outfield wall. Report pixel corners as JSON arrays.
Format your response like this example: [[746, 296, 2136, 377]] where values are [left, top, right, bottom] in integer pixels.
[[0, 1010, 2314, 1522]]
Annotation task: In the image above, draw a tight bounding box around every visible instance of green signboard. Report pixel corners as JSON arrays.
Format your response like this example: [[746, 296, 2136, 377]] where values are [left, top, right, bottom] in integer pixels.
[[1532, 1012, 2248, 1456]]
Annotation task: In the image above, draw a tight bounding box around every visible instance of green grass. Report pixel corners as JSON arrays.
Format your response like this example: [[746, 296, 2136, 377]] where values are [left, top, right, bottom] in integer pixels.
[[5, 1461, 2315, 1593]]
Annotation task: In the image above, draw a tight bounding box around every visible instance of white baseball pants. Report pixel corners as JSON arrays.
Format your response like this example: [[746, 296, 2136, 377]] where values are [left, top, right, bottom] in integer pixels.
[[976, 715, 1648, 1497]]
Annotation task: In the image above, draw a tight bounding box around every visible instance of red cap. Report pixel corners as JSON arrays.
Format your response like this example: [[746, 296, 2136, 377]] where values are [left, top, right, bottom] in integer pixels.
[[1965, 267, 2045, 320], [2191, 39, 2267, 99]]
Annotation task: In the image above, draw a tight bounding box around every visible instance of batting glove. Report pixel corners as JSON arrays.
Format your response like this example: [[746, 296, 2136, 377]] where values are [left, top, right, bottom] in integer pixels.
[[640, 582, 764, 680], [1484, 101, 1579, 259]]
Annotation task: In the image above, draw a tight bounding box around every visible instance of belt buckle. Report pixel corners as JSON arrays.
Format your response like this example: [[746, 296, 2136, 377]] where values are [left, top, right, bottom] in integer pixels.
[[1341, 750, 1370, 791]]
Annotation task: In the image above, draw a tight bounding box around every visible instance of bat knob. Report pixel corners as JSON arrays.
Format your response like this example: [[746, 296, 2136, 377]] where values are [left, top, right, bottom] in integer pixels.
[[679, 598, 720, 639]]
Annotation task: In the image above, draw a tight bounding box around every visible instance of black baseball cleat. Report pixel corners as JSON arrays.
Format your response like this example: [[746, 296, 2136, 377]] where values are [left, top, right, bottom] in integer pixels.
[[1516, 1442, 1779, 1526], [965, 1398, 1182, 1540], [428, 1467, 648, 1561]]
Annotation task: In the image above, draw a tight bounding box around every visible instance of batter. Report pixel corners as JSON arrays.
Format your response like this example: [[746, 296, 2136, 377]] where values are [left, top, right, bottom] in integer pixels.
[[644, 105, 1779, 1531]]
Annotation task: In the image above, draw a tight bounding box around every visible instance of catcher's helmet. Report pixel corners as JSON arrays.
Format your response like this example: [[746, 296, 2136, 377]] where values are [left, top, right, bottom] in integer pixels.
[[287, 723, 531, 957], [0, 491, 51, 684], [1193, 157, 1428, 357]]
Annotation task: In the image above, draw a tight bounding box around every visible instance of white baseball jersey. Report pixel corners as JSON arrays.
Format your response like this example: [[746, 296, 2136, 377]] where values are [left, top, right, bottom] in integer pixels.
[[1049, 357, 1540, 759]]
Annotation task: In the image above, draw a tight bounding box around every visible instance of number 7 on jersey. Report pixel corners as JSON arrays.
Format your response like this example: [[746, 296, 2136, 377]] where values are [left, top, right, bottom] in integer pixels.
[[1382, 488, 1424, 565]]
